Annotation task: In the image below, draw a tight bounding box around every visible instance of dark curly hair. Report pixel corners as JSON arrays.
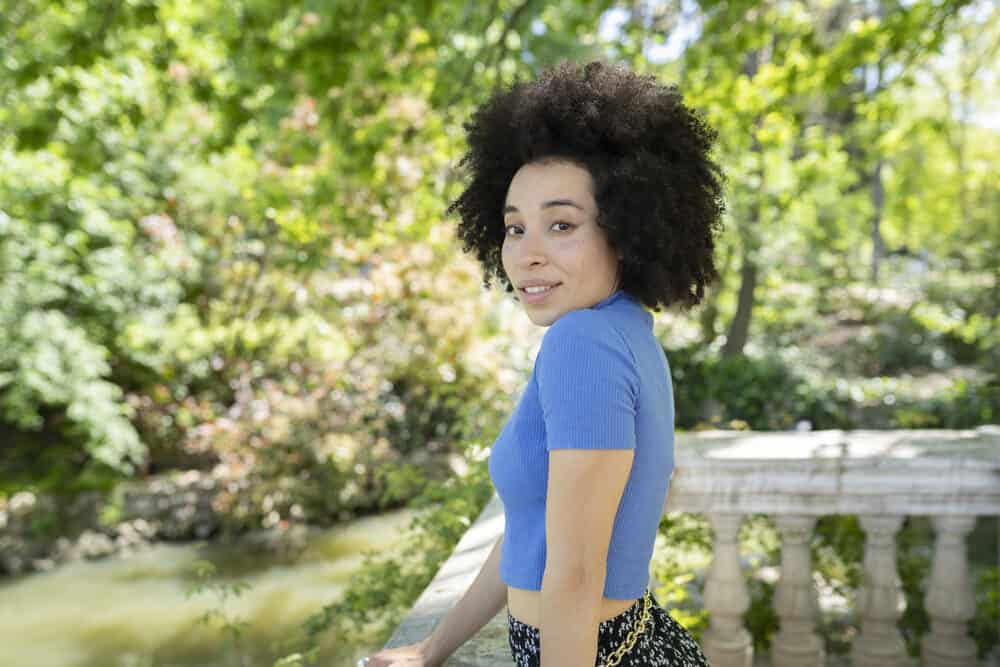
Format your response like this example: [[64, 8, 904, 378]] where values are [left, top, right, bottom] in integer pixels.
[[445, 60, 726, 313]]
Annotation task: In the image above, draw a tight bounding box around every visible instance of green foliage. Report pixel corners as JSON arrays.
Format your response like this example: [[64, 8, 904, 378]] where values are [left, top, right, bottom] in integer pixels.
[[3, 0, 996, 489], [650, 512, 714, 640], [668, 344, 845, 430], [919, 375, 1000, 427], [744, 576, 779, 654], [897, 517, 933, 657], [707, 354, 804, 430], [830, 311, 944, 376], [0, 214, 154, 477], [184, 559, 253, 667], [667, 337, 997, 432], [97, 483, 128, 528], [271, 455, 497, 665], [973, 566, 1000, 659], [813, 515, 864, 596]]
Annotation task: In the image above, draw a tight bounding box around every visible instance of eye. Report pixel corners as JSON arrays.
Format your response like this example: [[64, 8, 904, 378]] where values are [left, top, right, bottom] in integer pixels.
[[503, 222, 574, 235]]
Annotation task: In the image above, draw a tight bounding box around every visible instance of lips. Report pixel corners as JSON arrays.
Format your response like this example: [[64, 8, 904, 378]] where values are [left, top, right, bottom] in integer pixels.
[[519, 283, 561, 304]]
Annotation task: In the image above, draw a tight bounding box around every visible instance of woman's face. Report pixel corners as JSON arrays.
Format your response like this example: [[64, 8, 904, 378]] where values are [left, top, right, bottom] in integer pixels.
[[501, 159, 621, 327]]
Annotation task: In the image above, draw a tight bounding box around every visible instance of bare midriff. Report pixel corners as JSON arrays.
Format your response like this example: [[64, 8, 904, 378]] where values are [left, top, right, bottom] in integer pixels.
[[507, 585, 640, 628]]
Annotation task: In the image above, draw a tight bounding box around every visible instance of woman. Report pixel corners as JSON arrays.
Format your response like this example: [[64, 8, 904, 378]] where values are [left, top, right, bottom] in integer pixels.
[[362, 60, 724, 666]]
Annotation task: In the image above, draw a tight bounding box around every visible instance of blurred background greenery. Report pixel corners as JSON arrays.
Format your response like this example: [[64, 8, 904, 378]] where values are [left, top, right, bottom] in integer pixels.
[[0, 0, 997, 665]]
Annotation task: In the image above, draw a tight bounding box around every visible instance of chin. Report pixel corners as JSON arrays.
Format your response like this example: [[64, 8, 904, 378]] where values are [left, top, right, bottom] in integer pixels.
[[528, 311, 561, 327]]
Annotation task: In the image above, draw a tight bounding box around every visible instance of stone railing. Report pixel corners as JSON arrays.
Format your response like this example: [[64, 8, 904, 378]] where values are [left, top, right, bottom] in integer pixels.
[[382, 427, 1000, 666]]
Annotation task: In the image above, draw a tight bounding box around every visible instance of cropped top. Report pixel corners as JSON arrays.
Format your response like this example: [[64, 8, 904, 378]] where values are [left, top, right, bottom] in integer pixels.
[[487, 289, 675, 599]]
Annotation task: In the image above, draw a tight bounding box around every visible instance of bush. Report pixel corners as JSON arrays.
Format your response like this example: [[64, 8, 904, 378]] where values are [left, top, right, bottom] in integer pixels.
[[0, 213, 165, 479], [668, 345, 848, 430], [827, 311, 944, 377], [667, 341, 996, 432]]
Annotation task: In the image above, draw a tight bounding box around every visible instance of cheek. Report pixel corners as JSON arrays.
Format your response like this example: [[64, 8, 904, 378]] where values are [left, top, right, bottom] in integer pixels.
[[556, 238, 585, 252], [560, 238, 593, 263], [501, 243, 513, 267]]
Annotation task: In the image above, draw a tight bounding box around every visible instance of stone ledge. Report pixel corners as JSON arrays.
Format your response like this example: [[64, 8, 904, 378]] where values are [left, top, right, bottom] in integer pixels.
[[382, 493, 509, 665]]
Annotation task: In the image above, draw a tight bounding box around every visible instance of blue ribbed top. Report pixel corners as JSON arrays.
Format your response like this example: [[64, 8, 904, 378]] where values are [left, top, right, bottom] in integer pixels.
[[488, 289, 675, 599]]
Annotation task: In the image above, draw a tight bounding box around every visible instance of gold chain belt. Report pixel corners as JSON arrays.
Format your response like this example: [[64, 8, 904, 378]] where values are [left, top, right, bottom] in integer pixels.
[[598, 589, 653, 667]]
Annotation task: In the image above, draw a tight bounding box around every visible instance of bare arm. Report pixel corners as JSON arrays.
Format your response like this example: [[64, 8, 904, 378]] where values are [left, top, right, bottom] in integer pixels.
[[540, 448, 634, 666], [421, 532, 507, 666]]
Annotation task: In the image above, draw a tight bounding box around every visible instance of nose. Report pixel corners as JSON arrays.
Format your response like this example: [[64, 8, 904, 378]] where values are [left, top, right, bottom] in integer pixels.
[[514, 229, 547, 269]]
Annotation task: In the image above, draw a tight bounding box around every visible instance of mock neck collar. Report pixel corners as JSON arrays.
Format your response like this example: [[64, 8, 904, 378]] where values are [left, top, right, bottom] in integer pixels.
[[593, 289, 629, 310]]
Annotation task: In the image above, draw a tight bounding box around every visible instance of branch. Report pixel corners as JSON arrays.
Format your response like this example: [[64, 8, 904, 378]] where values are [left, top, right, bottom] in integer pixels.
[[447, 0, 502, 104], [488, 0, 535, 91], [441, 0, 535, 109]]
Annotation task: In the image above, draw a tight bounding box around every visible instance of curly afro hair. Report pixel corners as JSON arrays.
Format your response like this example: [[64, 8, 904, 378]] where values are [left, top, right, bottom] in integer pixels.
[[446, 60, 726, 313]]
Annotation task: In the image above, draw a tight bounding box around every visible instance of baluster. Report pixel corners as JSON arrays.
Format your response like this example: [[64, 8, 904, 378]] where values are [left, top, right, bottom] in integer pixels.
[[851, 515, 909, 667], [921, 515, 977, 667], [702, 513, 753, 667], [772, 515, 824, 667]]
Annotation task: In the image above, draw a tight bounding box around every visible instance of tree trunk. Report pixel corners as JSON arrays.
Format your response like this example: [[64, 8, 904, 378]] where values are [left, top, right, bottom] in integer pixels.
[[699, 241, 732, 346], [721, 44, 768, 357], [870, 157, 885, 285], [722, 241, 759, 357], [868, 1, 887, 286]]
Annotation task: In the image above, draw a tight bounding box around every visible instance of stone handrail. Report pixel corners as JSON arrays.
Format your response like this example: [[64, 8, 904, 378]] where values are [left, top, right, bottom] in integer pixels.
[[382, 427, 1000, 666]]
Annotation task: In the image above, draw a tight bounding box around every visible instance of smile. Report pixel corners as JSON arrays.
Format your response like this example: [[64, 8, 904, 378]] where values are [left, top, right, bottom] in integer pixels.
[[520, 283, 560, 304]]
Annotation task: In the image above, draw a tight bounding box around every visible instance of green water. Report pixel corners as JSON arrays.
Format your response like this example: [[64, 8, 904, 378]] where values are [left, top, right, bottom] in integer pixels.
[[0, 507, 416, 667]]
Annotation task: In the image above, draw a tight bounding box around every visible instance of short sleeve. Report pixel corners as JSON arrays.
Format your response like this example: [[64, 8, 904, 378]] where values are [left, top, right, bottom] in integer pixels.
[[536, 311, 639, 450]]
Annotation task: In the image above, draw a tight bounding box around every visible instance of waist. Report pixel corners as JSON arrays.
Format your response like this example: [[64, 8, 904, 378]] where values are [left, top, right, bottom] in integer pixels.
[[507, 585, 640, 627]]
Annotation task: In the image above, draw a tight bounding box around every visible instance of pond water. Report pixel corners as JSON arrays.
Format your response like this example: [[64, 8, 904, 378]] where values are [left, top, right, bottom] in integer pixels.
[[0, 506, 417, 667]]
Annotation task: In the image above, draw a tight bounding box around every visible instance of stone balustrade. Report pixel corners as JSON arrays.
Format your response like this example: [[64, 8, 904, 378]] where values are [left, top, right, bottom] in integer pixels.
[[381, 427, 1000, 666]]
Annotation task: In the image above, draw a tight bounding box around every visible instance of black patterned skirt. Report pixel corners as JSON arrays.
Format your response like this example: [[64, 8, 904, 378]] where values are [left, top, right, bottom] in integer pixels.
[[506, 588, 710, 667]]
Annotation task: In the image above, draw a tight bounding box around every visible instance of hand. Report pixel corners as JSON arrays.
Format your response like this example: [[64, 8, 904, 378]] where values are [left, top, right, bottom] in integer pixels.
[[363, 637, 438, 667]]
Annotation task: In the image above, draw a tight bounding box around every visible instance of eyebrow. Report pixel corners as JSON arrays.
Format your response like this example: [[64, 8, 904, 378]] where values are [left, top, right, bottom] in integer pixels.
[[503, 199, 585, 215]]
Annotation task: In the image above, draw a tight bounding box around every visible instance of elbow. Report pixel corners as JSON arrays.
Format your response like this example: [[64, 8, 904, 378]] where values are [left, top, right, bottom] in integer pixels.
[[542, 562, 604, 593]]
